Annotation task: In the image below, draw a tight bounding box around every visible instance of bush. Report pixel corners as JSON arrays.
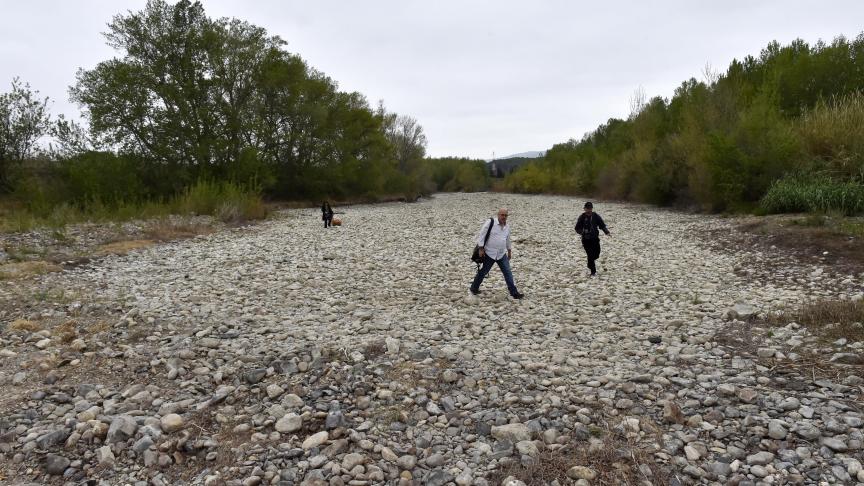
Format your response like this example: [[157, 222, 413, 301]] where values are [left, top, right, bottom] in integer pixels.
[[64, 151, 146, 204], [760, 176, 864, 215]]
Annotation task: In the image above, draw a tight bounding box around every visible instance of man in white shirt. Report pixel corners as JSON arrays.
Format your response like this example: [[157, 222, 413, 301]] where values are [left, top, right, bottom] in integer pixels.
[[470, 208, 524, 299]]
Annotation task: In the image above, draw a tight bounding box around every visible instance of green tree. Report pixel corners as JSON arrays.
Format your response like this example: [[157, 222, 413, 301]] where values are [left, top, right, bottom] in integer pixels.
[[0, 78, 51, 191]]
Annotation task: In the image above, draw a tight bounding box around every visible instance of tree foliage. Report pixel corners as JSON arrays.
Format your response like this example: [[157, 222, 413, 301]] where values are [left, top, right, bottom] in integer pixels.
[[0, 78, 51, 191], [2, 0, 487, 221], [506, 34, 864, 213]]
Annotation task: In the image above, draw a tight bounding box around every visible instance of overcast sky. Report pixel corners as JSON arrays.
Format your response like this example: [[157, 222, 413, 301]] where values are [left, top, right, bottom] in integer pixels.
[[2, 1, 863, 159]]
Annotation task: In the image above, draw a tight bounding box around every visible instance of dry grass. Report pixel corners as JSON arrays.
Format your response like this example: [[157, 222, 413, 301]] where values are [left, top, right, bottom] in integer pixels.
[[86, 320, 112, 335], [144, 220, 214, 241], [488, 433, 672, 486], [7, 319, 43, 332], [768, 298, 864, 342], [0, 260, 62, 280], [363, 340, 386, 359], [52, 321, 78, 343], [95, 239, 156, 256]]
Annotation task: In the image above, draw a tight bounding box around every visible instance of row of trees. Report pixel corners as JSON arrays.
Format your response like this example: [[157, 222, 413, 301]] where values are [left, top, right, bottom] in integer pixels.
[[1, 0, 487, 222], [505, 34, 864, 213]]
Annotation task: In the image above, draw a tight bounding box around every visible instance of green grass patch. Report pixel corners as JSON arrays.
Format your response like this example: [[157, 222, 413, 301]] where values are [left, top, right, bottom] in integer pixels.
[[760, 176, 864, 215]]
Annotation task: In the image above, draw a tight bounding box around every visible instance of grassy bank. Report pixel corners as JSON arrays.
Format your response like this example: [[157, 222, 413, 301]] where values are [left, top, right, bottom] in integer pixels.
[[1, 180, 267, 233]]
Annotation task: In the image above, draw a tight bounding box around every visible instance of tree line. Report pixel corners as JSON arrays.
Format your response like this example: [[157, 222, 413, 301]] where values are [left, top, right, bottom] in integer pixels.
[[505, 34, 864, 215], [0, 0, 489, 227]]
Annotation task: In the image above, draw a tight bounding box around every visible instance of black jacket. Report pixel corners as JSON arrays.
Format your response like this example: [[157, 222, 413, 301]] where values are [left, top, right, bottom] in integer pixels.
[[575, 212, 609, 240]]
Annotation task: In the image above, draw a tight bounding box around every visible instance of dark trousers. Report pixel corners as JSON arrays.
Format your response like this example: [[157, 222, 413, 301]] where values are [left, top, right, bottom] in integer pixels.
[[471, 254, 519, 296], [323, 216, 332, 228], [581, 238, 601, 274]]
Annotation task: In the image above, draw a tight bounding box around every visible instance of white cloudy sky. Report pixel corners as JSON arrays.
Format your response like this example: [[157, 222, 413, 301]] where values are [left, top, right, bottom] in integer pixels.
[[1, 1, 863, 159]]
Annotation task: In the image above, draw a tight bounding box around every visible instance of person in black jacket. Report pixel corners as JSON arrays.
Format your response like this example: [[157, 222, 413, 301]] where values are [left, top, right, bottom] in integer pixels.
[[321, 202, 334, 228], [574, 201, 610, 277]]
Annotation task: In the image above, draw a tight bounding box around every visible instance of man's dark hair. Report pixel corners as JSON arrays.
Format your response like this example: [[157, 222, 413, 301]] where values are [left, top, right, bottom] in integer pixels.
[[584, 201, 593, 209]]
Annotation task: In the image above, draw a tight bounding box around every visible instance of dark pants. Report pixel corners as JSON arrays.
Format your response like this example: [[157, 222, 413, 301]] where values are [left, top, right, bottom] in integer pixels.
[[581, 238, 601, 274], [471, 254, 519, 296], [323, 216, 332, 228]]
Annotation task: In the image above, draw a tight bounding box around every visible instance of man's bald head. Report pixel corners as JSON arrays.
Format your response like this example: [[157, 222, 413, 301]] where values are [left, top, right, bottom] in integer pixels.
[[497, 208, 508, 224]]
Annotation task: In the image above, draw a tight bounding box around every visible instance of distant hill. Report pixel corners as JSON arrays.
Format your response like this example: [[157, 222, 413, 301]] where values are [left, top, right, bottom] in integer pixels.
[[500, 151, 545, 159], [484, 151, 545, 162], [488, 156, 540, 178]]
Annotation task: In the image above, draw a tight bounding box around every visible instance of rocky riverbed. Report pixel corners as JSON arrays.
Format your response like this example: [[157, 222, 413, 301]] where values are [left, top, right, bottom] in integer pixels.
[[1, 193, 863, 485]]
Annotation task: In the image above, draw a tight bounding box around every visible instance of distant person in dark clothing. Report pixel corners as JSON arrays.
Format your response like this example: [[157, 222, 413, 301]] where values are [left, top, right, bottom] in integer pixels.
[[574, 201, 610, 277], [321, 202, 334, 228]]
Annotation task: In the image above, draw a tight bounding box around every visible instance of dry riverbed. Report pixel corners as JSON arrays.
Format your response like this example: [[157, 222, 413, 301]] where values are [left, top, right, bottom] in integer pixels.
[[1, 193, 863, 486]]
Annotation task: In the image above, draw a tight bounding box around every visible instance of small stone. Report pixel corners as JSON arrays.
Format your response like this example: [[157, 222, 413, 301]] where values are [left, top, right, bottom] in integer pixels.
[[663, 401, 685, 424], [302, 431, 328, 449], [96, 445, 115, 467], [426, 453, 446, 467], [342, 452, 367, 469], [275, 413, 303, 433], [567, 466, 597, 480], [737, 388, 758, 404], [44, 454, 70, 475], [822, 437, 848, 452], [746, 451, 775, 465], [200, 338, 220, 348], [107, 415, 138, 444], [397, 455, 417, 470], [266, 384, 284, 399], [243, 368, 267, 384], [796, 424, 821, 440], [283, 394, 304, 408], [160, 413, 184, 433], [491, 423, 532, 442], [768, 420, 787, 439], [684, 445, 702, 461]]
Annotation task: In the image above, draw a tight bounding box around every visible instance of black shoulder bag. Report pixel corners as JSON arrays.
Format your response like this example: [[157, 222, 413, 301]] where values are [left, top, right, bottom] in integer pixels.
[[471, 218, 494, 265]]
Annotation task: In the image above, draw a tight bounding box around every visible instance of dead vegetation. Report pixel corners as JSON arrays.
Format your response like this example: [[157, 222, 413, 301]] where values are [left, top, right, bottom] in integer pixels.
[[766, 298, 864, 343], [7, 319, 43, 333], [488, 432, 672, 486], [0, 260, 62, 280], [143, 219, 214, 242]]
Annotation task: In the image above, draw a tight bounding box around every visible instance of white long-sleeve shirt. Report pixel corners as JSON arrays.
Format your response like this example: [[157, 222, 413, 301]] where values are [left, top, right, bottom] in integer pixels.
[[476, 217, 511, 261]]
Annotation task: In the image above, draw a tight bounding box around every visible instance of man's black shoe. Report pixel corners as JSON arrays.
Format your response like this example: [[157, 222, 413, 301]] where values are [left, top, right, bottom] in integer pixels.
[[470, 288, 481, 295], [512, 292, 524, 299]]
